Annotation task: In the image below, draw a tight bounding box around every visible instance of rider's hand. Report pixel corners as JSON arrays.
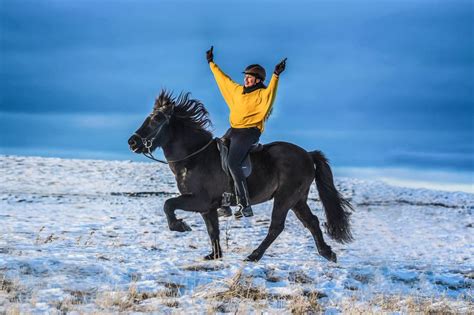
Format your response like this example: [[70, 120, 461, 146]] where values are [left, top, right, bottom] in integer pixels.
[[274, 58, 287, 75], [206, 46, 214, 63]]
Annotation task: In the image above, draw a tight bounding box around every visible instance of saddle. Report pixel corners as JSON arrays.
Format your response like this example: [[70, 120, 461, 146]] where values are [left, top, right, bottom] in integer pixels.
[[216, 138, 263, 178], [216, 138, 263, 206]]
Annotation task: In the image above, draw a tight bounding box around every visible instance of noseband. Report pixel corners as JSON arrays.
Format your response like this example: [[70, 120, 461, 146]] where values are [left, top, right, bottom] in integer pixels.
[[133, 112, 170, 163]]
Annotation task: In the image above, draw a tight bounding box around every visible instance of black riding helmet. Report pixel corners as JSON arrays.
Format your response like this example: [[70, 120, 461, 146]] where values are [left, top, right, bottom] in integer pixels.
[[242, 64, 266, 81]]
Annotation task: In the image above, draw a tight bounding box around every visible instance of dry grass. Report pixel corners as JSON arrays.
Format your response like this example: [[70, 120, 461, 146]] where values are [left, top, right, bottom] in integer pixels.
[[194, 269, 269, 313], [289, 292, 324, 314], [95, 282, 182, 312], [1, 270, 471, 314], [196, 268, 325, 314], [5, 306, 21, 315], [193, 269, 474, 314], [204, 269, 267, 302], [0, 275, 28, 304], [0, 274, 185, 313], [0, 275, 30, 315], [339, 294, 474, 314]]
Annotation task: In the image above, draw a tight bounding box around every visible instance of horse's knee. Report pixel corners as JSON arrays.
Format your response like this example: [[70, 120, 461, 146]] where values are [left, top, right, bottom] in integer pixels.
[[163, 199, 176, 217], [269, 222, 285, 236], [205, 221, 220, 239]]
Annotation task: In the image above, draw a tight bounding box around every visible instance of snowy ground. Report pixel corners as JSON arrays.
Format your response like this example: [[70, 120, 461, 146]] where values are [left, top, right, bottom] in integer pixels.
[[0, 155, 473, 313]]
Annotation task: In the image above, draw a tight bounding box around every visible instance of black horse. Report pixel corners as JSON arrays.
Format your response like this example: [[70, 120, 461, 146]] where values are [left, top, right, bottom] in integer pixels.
[[128, 91, 353, 262]]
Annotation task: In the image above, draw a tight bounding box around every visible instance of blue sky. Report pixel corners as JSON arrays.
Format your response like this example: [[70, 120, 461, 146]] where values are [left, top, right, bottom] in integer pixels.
[[1, 0, 473, 183]]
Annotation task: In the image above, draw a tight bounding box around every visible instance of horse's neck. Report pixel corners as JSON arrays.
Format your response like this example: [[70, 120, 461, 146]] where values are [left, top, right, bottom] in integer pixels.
[[162, 128, 212, 163]]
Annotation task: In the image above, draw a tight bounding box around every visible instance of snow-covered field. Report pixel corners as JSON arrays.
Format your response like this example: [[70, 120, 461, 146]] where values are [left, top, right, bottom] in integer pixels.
[[0, 155, 472, 313]]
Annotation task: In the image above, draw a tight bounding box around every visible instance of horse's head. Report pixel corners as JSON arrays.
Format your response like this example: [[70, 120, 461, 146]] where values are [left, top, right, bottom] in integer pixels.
[[129, 90, 212, 155], [128, 91, 175, 154]]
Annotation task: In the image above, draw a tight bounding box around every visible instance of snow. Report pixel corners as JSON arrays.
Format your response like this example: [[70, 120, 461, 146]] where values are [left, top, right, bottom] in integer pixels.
[[0, 155, 473, 313]]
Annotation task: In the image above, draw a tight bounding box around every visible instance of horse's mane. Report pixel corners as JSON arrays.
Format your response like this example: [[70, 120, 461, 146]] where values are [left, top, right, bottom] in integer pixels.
[[153, 90, 212, 134]]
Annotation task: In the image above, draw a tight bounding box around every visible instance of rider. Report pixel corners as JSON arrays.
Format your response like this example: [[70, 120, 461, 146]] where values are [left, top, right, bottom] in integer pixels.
[[206, 46, 286, 218]]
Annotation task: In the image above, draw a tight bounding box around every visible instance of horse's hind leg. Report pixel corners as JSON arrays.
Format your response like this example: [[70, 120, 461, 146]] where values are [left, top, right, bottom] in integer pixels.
[[245, 197, 292, 262], [201, 210, 222, 260], [292, 198, 337, 262]]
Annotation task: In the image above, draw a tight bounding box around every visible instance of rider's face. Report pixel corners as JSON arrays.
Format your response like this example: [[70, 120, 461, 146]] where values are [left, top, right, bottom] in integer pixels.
[[244, 74, 260, 88]]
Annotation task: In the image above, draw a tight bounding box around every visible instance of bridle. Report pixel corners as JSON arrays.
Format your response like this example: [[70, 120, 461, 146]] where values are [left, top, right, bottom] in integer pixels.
[[134, 111, 215, 165]]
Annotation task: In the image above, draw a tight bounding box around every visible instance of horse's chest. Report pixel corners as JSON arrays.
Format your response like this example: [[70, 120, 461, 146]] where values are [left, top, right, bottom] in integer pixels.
[[175, 167, 192, 193]]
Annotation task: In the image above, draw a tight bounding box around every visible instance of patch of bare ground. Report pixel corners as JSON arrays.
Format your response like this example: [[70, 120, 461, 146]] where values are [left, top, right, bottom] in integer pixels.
[[289, 270, 313, 284], [264, 269, 282, 283], [181, 263, 226, 272], [339, 294, 474, 314]]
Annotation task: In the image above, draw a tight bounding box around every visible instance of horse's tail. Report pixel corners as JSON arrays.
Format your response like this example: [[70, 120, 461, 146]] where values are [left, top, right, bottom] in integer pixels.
[[310, 150, 353, 243]]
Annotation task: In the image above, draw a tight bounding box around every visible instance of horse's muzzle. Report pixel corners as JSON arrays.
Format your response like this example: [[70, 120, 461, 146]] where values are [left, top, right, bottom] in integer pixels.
[[128, 134, 142, 153]]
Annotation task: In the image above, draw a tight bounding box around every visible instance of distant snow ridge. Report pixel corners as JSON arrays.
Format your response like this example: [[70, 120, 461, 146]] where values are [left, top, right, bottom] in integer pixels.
[[0, 155, 472, 313]]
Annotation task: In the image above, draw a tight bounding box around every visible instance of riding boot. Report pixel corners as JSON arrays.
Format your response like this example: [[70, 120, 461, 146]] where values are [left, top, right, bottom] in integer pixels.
[[224, 127, 260, 219], [233, 179, 254, 218]]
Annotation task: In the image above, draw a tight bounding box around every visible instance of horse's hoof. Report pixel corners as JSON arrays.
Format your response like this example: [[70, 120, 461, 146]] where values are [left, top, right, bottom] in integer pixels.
[[320, 249, 337, 263], [204, 252, 222, 260], [244, 252, 261, 262], [169, 219, 192, 232]]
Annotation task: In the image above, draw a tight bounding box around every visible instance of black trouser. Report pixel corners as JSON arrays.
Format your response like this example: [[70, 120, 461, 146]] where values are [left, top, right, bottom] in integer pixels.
[[222, 127, 261, 207]]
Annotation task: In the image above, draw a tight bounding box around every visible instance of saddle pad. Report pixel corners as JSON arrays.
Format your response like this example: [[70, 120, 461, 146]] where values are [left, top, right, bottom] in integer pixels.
[[216, 140, 253, 178]]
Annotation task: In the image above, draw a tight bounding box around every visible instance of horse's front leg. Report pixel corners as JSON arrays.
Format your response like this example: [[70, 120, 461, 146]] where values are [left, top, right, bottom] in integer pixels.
[[201, 210, 222, 260], [163, 194, 211, 232]]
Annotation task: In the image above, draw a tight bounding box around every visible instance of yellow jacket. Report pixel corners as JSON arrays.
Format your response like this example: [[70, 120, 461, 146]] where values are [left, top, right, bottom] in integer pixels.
[[210, 61, 279, 133]]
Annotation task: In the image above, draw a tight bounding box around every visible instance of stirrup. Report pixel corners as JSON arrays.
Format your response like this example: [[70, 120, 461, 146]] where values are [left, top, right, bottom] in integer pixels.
[[234, 205, 254, 219]]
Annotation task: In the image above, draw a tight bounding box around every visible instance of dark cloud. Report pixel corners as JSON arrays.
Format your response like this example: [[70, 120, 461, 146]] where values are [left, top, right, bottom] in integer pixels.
[[0, 0, 472, 170]]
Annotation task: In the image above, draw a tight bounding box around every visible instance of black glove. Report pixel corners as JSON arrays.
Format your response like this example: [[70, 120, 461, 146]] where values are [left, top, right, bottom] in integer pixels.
[[274, 57, 287, 75], [206, 46, 214, 63]]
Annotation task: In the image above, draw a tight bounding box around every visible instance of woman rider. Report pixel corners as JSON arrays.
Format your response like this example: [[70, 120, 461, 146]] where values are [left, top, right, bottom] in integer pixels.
[[206, 46, 286, 218]]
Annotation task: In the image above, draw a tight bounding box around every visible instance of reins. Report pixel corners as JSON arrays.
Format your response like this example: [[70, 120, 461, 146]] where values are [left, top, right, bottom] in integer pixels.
[[142, 137, 216, 165]]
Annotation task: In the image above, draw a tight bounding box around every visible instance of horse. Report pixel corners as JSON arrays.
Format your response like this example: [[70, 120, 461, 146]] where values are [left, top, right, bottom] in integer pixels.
[[128, 90, 353, 262]]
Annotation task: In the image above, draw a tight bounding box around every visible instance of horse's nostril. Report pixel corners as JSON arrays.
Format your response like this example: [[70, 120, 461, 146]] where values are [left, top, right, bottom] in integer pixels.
[[128, 138, 136, 146]]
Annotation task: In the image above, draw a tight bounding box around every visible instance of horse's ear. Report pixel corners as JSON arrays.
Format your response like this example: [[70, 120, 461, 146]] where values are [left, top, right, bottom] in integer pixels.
[[153, 94, 164, 111], [154, 90, 172, 111]]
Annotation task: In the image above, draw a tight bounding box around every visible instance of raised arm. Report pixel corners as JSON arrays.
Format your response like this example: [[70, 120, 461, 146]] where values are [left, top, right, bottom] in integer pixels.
[[260, 58, 286, 120], [261, 74, 279, 120], [206, 46, 241, 107]]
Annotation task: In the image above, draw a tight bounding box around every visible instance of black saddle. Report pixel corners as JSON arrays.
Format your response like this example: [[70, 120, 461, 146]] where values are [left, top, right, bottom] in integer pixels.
[[216, 138, 263, 178]]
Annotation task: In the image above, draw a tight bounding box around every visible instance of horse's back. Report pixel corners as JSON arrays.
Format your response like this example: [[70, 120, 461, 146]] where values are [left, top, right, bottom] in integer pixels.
[[261, 141, 314, 164], [262, 141, 309, 153]]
